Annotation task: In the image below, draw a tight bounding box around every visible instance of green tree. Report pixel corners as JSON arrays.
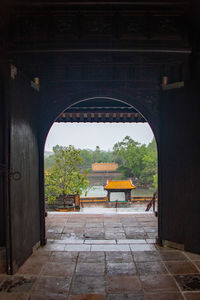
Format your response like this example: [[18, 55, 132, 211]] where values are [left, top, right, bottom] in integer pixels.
[[113, 136, 157, 187], [44, 154, 55, 170], [45, 145, 89, 204], [79, 149, 93, 168], [153, 173, 158, 189], [93, 146, 102, 163], [113, 136, 144, 179], [140, 138, 158, 186]]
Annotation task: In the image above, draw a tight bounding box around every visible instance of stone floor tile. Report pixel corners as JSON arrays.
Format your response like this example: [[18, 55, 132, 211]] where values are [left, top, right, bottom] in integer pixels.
[[6, 213, 200, 299], [86, 223, 104, 228], [146, 239, 156, 244], [146, 233, 157, 239], [31, 250, 52, 258], [159, 251, 188, 261], [136, 261, 167, 275], [106, 275, 142, 294], [104, 227, 123, 231], [165, 261, 199, 274], [0, 275, 8, 284], [0, 293, 29, 300], [106, 262, 137, 275], [84, 240, 116, 244], [50, 251, 78, 263], [0, 276, 36, 293], [32, 276, 71, 295], [106, 252, 133, 263], [72, 229, 85, 234], [133, 251, 161, 262], [104, 223, 123, 227], [130, 244, 156, 252], [61, 233, 84, 240], [84, 231, 105, 240], [104, 229, 124, 233], [124, 227, 145, 233], [46, 233, 62, 240], [69, 294, 105, 299], [117, 240, 146, 244], [72, 276, 105, 294], [121, 222, 139, 227], [65, 245, 91, 251], [49, 239, 79, 244], [91, 245, 130, 252], [62, 230, 84, 235], [194, 261, 200, 270], [184, 292, 200, 299], [185, 252, 200, 261], [28, 255, 51, 265], [104, 223, 121, 227], [41, 262, 75, 276], [155, 245, 174, 252], [174, 274, 200, 291], [78, 252, 105, 263], [105, 233, 126, 240], [140, 275, 179, 292], [76, 263, 105, 276], [63, 224, 84, 229], [144, 227, 157, 233], [63, 226, 84, 232], [29, 294, 67, 300], [61, 240, 84, 244], [16, 261, 44, 275], [145, 293, 184, 299], [108, 295, 145, 300], [43, 244, 65, 251], [126, 234, 149, 239], [141, 222, 157, 227], [47, 226, 64, 234]]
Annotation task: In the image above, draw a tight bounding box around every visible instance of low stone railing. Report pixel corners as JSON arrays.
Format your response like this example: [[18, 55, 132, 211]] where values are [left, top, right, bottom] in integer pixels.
[[80, 196, 153, 203]]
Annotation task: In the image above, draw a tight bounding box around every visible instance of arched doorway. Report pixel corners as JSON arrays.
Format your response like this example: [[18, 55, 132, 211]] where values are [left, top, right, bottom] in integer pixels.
[[43, 96, 158, 238]]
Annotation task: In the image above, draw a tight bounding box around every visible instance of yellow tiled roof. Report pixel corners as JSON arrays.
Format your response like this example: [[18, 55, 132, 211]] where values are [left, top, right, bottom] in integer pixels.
[[92, 163, 118, 172], [104, 179, 136, 190]]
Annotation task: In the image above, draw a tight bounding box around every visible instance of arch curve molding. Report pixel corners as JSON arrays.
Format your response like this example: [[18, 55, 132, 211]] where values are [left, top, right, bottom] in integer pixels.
[[40, 84, 160, 146]]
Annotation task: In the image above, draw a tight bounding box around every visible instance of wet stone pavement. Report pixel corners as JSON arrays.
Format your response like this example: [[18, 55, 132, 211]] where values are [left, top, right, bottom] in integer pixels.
[[0, 212, 200, 299]]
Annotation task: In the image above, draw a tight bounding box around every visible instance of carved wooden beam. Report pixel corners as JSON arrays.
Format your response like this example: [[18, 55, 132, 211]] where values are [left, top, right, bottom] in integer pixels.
[[56, 111, 146, 123]]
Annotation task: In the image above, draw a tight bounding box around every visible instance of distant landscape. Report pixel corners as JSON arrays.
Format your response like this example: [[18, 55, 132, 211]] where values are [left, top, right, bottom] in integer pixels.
[[44, 136, 157, 189]]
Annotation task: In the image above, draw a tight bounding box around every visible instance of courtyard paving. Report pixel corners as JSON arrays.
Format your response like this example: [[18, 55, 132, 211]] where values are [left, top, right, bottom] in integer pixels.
[[0, 212, 200, 299]]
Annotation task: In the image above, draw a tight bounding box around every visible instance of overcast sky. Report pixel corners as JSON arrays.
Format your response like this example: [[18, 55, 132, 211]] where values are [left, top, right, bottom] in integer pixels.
[[45, 122, 154, 152]]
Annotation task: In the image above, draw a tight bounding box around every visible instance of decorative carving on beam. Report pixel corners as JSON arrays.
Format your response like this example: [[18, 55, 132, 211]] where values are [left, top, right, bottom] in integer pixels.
[[152, 16, 184, 39], [17, 16, 46, 39], [83, 14, 113, 37], [56, 111, 146, 123], [11, 9, 189, 50], [54, 15, 78, 39], [120, 15, 146, 39]]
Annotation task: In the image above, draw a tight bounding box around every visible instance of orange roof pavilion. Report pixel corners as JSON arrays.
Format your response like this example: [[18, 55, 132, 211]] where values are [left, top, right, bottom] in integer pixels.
[[104, 179, 136, 190], [104, 179, 136, 202]]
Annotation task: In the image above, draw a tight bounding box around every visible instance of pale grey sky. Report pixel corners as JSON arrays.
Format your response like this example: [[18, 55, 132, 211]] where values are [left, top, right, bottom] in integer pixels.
[[45, 122, 154, 152]]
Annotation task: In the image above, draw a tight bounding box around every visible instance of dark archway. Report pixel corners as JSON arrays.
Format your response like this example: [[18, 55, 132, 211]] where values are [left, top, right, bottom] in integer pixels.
[[1, 0, 200, 276]]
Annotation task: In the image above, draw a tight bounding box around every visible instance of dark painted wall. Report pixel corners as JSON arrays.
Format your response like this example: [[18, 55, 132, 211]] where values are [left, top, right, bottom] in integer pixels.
[[8, 69, 41, 273], [0, 67, 5, 246], [159, 81, 200, 253]]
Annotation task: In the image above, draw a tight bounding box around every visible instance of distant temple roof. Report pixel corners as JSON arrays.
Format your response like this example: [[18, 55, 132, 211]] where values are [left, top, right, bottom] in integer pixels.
[[104, 179, 136, 190], [92, 163, 118, 172]]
